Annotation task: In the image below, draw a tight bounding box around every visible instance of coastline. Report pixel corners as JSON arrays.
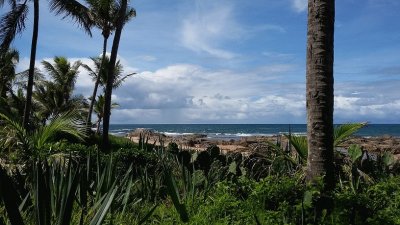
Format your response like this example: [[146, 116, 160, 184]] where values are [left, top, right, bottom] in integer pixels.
[[126, 129, 400, 157]]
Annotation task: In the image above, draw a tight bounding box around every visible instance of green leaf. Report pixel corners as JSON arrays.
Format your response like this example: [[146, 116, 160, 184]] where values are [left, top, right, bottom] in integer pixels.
[[285, 135, 308, 161], [228, 161, 237, 175], [382, 152, 395, 167], [348, 145, 363, 163], [164, 168, 189, 223], [89, 184, 118, 225], [138, 204, 158, 225], [334, 123, 367, 146]]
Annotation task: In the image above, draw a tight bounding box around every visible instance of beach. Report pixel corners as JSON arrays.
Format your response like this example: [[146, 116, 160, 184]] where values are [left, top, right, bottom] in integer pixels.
[[126, 128, 400, 159]]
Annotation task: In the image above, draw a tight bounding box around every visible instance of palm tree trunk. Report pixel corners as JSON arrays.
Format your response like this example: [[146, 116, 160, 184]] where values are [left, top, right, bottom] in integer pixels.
[[102, 0, 127, 151], [23, 0, 39, 130], [86, 37, 108, 128], [305, 0, 335, 191], [96, 118, 101, 134]]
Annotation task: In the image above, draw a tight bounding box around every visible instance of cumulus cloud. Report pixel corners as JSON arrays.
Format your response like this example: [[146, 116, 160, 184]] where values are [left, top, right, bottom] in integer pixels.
[[292, 0, 307, 12], [16, 54, 400, 124]]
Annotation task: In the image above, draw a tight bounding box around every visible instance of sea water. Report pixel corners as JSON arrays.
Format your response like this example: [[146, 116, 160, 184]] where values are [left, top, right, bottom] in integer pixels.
[[109, 124, 400, 139]]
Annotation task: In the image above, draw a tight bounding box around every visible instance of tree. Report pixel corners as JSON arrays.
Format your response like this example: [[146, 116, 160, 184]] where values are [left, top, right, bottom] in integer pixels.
[[305, 0, 335, 191], [0, 48, 19, 98], [102, 0, 129, 151], [41, 56, 82, 103], [0, 0, 40, 129], [33, 57, 86, 123], [49, 0, 135, 127], [82, 56, 135, 91], [93, 94, 119, 134]]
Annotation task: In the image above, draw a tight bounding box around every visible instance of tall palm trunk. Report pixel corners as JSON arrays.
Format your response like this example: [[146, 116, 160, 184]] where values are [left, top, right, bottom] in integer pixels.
[[23, 0, 39, 130], [305, 0, 335, 191], [102, 0, 127, 151], [86, 37, 108, 128]]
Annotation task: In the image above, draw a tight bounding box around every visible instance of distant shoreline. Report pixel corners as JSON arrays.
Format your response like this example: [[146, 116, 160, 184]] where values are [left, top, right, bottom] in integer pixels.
[[109, 124, 400, 139], [125, 128, 400, 158]]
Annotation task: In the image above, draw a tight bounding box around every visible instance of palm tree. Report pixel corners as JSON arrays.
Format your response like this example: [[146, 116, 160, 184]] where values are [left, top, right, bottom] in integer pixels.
[[49, 0, 136, 127], [93, 94, 119, 134], [0, 0, 40, 129], [305, 0, 335, 191], [33, 57, 86, 123], [41, 56, 82, 103], [102, 0, 129, 150], [82, 56, 135, 92], [0, 48, 19, 98]]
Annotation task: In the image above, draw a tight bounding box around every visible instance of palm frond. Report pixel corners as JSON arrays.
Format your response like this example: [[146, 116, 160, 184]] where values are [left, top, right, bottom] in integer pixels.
[[49, 0, 93, 36], [334, 122, 367, 146], [0, 112, 31, 152], [32, 111, 87, 150], [285, 134, 308, 161], [112, 72, 135, 89], [0, 2, 29, 50]]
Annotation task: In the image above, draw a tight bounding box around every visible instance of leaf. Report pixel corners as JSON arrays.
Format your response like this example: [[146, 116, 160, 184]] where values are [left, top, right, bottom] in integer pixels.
[[164, 169, 189, 223], [303, 190, 314, 208], [334, 123, 367, 146], [89, 184, 118, 225], [348, 145, 363, 163], [228, 161, 237, 175], [138, 204, 158, 225], [285, 135, 308, 161], [382, 152, 395, 167]]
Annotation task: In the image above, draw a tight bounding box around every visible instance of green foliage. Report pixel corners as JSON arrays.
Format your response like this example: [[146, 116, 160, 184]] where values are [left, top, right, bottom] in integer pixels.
[[0, 111, 87, 160], [334, 123, 367, 147]]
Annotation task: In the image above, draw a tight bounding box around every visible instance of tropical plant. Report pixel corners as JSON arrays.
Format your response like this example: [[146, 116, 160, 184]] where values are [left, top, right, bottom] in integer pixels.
[[102, 0, 130, 151], [0, 48, 19, 98], [48, 0, 136, 128], [32, 57, 86, 123], [0, 111, 87, 159], [285, 123, 367, 162], [0, 0, 40, 129], [305, 0, 336, 191], [41, 56, 82, 103], [93, 94, 119, 133], [82, 56, 135, 92]]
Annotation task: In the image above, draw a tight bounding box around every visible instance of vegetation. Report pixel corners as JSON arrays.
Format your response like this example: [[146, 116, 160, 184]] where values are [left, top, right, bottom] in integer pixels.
[[1, 0, 400, 224], [1, 129, 399, 224]]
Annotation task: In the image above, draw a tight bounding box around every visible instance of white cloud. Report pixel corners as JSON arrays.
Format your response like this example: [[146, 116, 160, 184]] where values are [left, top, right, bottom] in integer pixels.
[[181, 0, 242, 59], [292, 0, 307, 12], [16, 54, 400, 124]]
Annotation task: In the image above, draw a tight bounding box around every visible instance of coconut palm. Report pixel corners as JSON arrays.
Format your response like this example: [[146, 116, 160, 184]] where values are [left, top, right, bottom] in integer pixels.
[[41, 56, 82, 103], [0, 0, 40, 129], [32, 57, 87, 123], [93, 94, 119, 134], [49, 0, 136, 127], [0, 48, 19, 98], [305, 0, 335, 190], [82, 56, 135, 91], [102, 0, 129, 150], [33, 81, 87, 123]]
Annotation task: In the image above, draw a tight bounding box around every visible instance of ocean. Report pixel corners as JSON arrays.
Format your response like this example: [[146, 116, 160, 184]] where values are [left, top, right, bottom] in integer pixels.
[[109, 124, 400, 139]]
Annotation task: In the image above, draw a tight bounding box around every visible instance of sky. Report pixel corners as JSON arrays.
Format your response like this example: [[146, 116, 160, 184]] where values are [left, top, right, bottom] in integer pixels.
[[2, 0, 400, 124]]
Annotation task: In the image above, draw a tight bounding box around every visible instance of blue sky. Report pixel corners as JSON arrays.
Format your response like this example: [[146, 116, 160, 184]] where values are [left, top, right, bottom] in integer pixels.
[[3, 0, 400, 124]]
